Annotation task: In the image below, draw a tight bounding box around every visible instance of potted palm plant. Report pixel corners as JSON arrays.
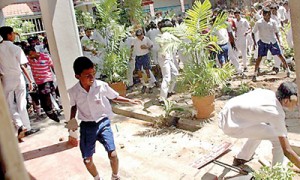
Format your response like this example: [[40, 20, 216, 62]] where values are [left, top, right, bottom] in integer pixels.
[[92, 0, 130, 96], [161, 0, 234, 119]]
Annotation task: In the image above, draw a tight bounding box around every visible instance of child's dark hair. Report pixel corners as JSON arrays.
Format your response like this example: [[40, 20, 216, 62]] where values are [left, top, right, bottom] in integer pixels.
[[24, 46, 36, 55], [73, 56, 94, 75], [276, 81, 298, 101], [0, 26, 13, 40], [262, 7, 271, 16]]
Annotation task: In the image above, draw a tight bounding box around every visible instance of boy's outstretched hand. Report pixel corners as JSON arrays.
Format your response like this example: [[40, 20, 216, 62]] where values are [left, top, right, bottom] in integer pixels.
[[129, 99, 143, 105]]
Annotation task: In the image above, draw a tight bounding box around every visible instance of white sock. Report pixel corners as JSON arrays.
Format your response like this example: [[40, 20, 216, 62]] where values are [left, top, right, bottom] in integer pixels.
[[94, 174, 100, 180]]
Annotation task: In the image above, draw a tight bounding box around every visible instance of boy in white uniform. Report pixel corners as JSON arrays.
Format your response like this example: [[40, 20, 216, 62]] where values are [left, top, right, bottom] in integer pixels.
[[252, 8, 290, 82], [219, 81, 300, 168], [67, 56, 142, 180], [131, 29, 156, 93], [156, 20, 179, 101], [0, 26, 39, 141], [234, 9, 251, 71]]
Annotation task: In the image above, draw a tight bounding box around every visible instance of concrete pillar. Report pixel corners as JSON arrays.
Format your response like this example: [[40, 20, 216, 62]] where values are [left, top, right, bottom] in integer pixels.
[[290, 0, 300, 113], [0, 82, 29, 179], [39, 0, 81, 120], [0, 9, 5, 26]]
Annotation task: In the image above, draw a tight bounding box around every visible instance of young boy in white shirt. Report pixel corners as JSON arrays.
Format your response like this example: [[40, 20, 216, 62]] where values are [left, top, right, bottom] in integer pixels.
[[252, 7, 290, 82], [67, 56, 142, 180]]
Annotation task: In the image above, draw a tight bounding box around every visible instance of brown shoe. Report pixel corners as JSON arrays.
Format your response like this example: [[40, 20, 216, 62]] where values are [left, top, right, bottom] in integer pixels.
[[232, 157, 248, 166]]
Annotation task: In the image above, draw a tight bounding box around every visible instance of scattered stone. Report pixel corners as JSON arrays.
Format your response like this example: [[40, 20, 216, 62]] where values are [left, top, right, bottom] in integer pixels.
[[119, 143, 125, 149], [59, 137, 64, 141], [172, 140, 177, 143]]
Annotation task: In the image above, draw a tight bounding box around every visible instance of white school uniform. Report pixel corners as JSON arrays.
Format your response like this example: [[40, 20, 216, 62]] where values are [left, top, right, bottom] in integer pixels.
[[0, 41, 31, 130], [235, 18, 250, 68], [157, 32, 179, 99], [219, 89, 287, 165], [68, 80, 119, 122]]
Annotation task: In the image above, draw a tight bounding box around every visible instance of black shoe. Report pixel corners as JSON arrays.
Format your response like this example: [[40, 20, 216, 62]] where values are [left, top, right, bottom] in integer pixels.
[[126, 85, 134, 90], [272, 67, 279, 74], [147, 87, 153, 94], [25, 128, 40, 136], [232, 158, 249, 166], [47, 112, 60, 122], [141, 86, 147, 94], [167, 92, 175, 98], [243, 67, 248, 72], [154, 82, 160, 88], [252, 75, 257, 82]]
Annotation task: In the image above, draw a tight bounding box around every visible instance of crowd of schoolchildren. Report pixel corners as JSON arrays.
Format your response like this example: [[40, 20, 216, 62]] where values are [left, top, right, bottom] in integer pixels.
[[0, 28, 62, 142]]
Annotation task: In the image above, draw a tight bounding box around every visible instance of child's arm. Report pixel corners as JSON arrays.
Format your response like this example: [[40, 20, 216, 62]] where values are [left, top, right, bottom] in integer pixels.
[[21, 64, 33, 91], [65, 105, 78, 131], [113, 96, 143, 105]]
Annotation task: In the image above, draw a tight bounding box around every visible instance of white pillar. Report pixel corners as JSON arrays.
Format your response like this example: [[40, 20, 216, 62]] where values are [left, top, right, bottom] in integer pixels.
[[39, 0, 81, 120], [290, 0, 300, 114], [0, 83, 29, 179], [0, 9, 5, 26]]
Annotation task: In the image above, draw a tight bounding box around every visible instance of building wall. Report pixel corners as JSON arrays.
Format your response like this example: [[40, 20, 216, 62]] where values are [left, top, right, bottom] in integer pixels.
[[144, 0, 194, 14]]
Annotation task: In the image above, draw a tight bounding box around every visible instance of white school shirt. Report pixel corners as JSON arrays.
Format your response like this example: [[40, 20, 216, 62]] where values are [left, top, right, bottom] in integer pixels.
[[234, 18, 250, 38], [252, 18, 279, 44], [157, 32, 177, 61], [132, 36, 153, 56], [218, 89, 287, 137], [212, 22, 232, 45], [68, 80, 119, 122], [277, 6, 286, 21], [146, 29, 161, 51], [0, 41, 28, 77]]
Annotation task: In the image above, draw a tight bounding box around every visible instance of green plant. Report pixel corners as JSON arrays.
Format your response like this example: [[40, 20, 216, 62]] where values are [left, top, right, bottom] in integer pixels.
[[154, 98, 184, 127], [92, 0, 129, 83], [119, 0, 144, 27], [5, 17, 35, 40], [75, 9, 94, 29], [161, 98, 184, 118], [159, 0, 234, 97], [253, 162, 296, 180]]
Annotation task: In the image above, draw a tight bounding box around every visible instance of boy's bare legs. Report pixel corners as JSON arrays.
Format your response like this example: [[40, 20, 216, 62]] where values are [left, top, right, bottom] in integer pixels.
[[252, 56, 263, 81], [84, 157, 99, 178], [108, 150, 119, 175], [277, 54, 291, 77]]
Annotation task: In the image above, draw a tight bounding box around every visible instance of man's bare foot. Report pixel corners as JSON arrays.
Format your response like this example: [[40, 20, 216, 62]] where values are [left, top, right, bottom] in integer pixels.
[[68, 136, 78, 147], [17, 126, 27, 142]]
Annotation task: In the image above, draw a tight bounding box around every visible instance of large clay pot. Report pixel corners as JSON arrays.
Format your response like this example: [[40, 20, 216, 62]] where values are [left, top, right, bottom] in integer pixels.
[[191, 95, 215, 119], [109, 82, 126, 97]]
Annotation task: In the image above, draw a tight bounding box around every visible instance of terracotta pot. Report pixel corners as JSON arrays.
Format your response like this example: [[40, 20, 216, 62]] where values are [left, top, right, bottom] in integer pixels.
[[109, 82, 126, 97], [191, 95, 215, 119]]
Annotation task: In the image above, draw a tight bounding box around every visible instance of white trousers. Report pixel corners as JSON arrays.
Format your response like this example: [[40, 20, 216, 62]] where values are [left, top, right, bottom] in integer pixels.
[[127, 59, 135, 86], [229, 123, 285, 166], [228, 43, 242, 73], [158, 58, 179, 99], [151, 48, 159, 65], [235, 36, 248, 68], [2, 76, 31, 130]]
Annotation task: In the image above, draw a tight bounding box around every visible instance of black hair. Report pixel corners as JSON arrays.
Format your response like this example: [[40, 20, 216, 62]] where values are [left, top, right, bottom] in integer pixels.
[[262, 7, 271, 16], [276, 81, 298, 101], [0, 26, 13, 40], [73, 56, 94, 75], [234, 9, 241, 14], [23, 46, 36, 56], [161, 20, 174, 28]]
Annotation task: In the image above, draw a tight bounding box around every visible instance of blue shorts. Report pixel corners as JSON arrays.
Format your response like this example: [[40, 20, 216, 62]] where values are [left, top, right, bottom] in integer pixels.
[[217, 43, 229, 64], [257, 40, 282, 57], [135, 53, 151, 71], [79, 118, 116, 159]]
